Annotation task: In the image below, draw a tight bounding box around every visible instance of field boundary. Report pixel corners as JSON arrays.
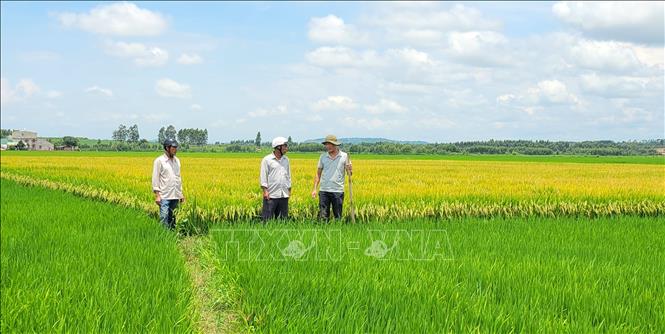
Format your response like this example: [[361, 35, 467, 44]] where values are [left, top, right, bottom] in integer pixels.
[[3, 171, 663, 223]]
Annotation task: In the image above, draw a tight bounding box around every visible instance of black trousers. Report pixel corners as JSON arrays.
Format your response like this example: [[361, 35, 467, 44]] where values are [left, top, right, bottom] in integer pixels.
[[262, 197, 289, 221], [318, 191, 344, 220]]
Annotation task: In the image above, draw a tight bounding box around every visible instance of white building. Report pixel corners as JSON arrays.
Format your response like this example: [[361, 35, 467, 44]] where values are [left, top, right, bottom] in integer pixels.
[[10, 130, 54, 151]]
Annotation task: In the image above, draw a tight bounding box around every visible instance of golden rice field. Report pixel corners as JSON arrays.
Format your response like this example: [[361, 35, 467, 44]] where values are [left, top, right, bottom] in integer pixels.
[[1, 152, 664, 222]]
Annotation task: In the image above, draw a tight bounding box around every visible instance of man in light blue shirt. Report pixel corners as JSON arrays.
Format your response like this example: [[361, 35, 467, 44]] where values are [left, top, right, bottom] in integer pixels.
[[260, 136, 291, 221], [311, 134, 352, 220]]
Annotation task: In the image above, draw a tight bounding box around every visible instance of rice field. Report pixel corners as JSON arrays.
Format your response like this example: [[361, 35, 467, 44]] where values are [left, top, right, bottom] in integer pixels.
[[1, 151, 663, 332], [1, 151, 663, 222], [0, 179, 195, 332], [201, 217, 665, 332]]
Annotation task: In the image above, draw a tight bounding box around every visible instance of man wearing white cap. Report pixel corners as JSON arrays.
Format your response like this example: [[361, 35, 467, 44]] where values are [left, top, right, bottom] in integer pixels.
[[260, 136, 291, 221], [311, 134, 352, 220]]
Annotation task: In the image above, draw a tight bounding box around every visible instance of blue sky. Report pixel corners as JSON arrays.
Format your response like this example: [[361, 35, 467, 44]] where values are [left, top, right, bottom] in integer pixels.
[[1, 1, 663, 143]]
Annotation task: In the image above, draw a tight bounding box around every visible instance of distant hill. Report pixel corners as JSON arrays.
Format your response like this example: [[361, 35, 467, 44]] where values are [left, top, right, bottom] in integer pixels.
[[303, 137, 428, 145]]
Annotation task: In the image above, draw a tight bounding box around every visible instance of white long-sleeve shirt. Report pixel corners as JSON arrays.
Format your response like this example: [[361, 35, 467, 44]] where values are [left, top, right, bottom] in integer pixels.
[[260, 153, 291, 199], [152, 153, 183, 200]]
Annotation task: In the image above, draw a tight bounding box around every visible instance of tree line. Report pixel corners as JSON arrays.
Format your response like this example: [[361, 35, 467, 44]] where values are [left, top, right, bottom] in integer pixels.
[[3, 127, 663, 155]]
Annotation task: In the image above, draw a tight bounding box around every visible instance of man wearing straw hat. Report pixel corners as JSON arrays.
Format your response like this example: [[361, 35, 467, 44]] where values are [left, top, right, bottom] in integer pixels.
[[311, 134, 353, 220]]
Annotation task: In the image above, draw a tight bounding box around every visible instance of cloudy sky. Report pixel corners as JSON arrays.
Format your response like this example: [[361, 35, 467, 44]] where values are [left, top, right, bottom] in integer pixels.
[[1, 1, 663, 143]]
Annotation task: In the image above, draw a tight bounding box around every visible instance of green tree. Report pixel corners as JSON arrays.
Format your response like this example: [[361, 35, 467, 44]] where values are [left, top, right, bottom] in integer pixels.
[[158, 127, 166, 143], [128, 124, 139, 143], [16, 140, 26, 150], [164, 125, 177, 141], [255, 131, 261, 147], [62, 136, 79, 147], [112, 124, 128, 142]]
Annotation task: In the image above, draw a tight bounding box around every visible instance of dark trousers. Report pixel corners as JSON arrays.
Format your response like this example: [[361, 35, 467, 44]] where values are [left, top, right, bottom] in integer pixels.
[[262, 197, 289, 221], [318, 191, 344, 220], [159, 199, 179, 229]]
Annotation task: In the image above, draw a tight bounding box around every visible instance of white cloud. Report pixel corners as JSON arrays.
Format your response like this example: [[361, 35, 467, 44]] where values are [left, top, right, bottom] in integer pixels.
[[447, 31, 512, 66], [57, 2, 167, 36], [343, 116, 402, 130], [368, 4, 501, 33], [248, 105, 288, 118], [445, 89, 488, 108], [527, 80, 579, 105], [388, 48, 433, 66], [190, 104, 203, 111], [1, 78, 15, 105], [568, 39, 643, 73], [16, 79, 40, 97], [85, 85, 113, 97], [105, 41, 169, 67], [1, 78, 41, 105], [498, 80, 580, 110], [631, 45, 664, 69], [178, 53, 203, 65], [308, 15, 368, 45], [312, 96, 358, 111], [381, 82, 434, 94], [155, 78, 191, 98], [394, 29, 444, 46], [598, 100, 655, 124], [362, 4, 503, 48], [305, 47, 385, 67], [364, 99, 408, 114], [580, 73, 654, 97], [496, 94, 517, 105], [553, 1, 664, 44]]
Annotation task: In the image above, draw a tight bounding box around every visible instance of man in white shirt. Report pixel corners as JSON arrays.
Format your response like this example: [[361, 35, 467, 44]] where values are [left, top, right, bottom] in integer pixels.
[[152, 138, 185, 229], [260, 136, 291, 221], [311, 134, 352, 220]]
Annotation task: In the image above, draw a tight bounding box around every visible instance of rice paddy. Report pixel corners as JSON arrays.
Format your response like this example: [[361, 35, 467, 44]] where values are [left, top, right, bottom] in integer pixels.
[[1, 151, 663, 332]]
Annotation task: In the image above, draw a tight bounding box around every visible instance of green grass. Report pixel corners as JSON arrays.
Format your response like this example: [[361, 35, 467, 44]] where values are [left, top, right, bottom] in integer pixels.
[[202, 218, 665, 332], [0, 179, 196, 333], [2, 150, 663, 165]]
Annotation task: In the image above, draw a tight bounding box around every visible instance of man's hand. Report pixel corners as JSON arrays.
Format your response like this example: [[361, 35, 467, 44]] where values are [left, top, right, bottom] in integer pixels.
[[180, 196, 186, 203], [311, 190, 317, 198], [154, 194, 161, 205], [263, 189, 270, 200], [346, 164, 353, 176]]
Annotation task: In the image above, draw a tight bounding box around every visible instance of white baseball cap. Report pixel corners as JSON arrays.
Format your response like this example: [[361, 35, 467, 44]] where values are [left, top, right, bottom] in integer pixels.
[[272, 136, 288, 148]]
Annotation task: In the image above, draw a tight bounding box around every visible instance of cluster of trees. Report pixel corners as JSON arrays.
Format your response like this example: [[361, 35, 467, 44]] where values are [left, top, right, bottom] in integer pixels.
[[177, 128, 208, 145], [112, 124, 140, 142], [157, 125, 177, 143], [157, 125, 208, 145]]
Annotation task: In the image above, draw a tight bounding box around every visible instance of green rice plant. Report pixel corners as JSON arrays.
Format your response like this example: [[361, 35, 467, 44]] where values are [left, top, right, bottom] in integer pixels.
[[177, 197, 210, 236], [0, 179, 196, 332], [202, 217, 665, 332]]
